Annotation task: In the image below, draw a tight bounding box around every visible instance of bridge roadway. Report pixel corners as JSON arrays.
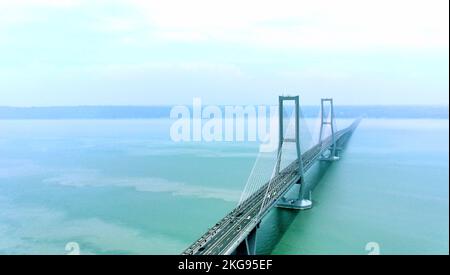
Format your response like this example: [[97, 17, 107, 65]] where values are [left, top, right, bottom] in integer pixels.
[[182, 119, 360, 255]]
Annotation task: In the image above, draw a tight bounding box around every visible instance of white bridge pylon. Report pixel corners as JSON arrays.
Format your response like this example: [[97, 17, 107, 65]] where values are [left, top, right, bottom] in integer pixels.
[[318, 98, 340, 161], [238, 96, 339, 214], [238, 96, 340, 213], [272, 96, 313, 210]]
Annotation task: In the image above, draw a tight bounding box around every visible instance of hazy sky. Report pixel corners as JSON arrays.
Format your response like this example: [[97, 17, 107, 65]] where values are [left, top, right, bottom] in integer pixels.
[[0, 0, 448, 106]]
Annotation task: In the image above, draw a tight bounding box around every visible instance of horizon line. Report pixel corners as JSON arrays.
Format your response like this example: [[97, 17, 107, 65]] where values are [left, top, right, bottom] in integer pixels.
[[1, 104, 449, 108]]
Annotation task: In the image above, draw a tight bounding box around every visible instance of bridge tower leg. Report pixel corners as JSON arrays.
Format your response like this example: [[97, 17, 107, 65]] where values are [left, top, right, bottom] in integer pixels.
[[319, 98, 340, 161], [234, 223, 259, 255], [275, 96, 312, 210]]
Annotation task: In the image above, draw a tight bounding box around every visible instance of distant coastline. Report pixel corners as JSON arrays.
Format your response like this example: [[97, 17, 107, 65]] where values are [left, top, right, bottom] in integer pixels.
[[0, 106, 448, 119]]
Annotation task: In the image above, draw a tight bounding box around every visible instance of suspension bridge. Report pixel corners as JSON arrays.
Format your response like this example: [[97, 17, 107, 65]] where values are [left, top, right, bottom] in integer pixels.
[[182, 96, 361, 255]]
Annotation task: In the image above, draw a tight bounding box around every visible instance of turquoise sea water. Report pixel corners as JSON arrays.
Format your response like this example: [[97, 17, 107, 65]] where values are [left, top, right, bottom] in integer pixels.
[[0, 118, 448, 254]]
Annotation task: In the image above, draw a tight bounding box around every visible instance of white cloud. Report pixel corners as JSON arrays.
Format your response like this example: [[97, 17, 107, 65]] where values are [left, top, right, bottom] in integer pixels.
[[91, 16, 140, 33], [0, 0, 79, 30], [0, 0, 447, 105], [127, 0, 449, 50], [280, 69, 352, 81], [1, 0, 447, 50], [0, 0, 78, 8], [88, 61, 244, 78]]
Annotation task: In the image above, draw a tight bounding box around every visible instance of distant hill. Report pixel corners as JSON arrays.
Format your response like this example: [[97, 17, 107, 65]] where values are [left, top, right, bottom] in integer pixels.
[[0, 105, 448, 119]]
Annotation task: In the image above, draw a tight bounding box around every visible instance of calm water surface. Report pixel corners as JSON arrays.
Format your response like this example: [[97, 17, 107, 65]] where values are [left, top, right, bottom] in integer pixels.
[[0, 119, 448, 254]]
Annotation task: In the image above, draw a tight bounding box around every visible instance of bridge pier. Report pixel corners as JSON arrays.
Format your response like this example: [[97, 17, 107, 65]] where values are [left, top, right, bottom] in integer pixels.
[[275, 95, 312, 211], [276, 177, 312, 210], [319, 151, 340, 162], [234, 224, 259, 255]]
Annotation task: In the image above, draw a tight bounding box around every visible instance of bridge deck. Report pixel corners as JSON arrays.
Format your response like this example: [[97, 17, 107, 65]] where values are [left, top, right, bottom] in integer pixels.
[[182, 119, 360, 255]]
